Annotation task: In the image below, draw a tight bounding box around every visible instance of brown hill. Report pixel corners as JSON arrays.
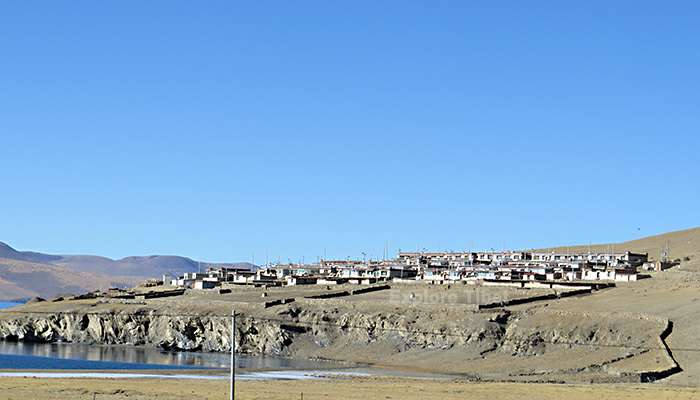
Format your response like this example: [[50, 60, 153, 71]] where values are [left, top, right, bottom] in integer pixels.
[[0, 241, 255, 301], [533, 226, 700, 260], [0, 242, 203, 277], [0, 257, 139, 301]]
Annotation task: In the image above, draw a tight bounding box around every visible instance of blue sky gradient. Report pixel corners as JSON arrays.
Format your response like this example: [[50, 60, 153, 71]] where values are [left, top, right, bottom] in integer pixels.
[[1, 1, 698, 262]]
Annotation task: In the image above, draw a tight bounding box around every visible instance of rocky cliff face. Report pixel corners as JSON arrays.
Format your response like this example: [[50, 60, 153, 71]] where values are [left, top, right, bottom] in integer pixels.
[[0, 306, 508, 357], [0, 312, 268, 354], [0, 305, 676, 382]]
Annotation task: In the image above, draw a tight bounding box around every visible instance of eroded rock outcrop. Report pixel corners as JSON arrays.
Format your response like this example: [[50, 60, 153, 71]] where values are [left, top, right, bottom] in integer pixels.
[[0, 304, 678, 382], [0, 306, 507, 356]]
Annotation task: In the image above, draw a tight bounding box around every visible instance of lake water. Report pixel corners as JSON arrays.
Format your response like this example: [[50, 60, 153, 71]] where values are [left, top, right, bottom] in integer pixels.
[[0, 341, 346, 371], [0, 301, 343, 371], [0, 341, 367, 381], [0, 302, 450, 380]]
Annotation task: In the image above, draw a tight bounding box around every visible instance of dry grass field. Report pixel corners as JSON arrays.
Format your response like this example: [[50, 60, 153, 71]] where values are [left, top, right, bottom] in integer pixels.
[[0, 376, 699, 400]]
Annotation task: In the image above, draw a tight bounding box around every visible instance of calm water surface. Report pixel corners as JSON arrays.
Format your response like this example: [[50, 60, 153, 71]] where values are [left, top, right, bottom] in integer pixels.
[[0, 341, 346, 370], [0, 301, 344, 371], [0, 303, 447, 379]]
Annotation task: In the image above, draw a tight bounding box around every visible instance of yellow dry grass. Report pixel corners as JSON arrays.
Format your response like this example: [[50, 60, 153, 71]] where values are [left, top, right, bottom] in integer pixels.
[[535, 226, 700, 260], [0, 376, 698, 400]]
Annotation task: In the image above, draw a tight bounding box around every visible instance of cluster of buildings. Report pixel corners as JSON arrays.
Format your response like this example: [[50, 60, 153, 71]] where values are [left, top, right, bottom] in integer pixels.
[[167, 249, 653, 289], [397, 250, 649, 283], [168, 260, 418, 289]]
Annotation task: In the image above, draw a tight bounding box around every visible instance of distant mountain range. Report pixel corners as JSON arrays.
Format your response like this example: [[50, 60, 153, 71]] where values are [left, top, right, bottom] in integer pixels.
[[0, 241, 256, 301]]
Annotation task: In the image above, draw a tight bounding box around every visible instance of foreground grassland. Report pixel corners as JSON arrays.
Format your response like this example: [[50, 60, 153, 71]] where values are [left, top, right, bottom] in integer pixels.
[[0, 377, 699, 400]]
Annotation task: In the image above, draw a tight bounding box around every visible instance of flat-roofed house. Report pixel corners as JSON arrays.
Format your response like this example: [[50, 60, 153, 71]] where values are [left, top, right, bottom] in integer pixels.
[[397, 252, 422, 266], [422, 269, 446, 284], [614, 268, 638, 282], [285, 276, 318, 286], [320, 259, 363, 269], [194, 278, 218, 290], [372, 265, 417, 280]]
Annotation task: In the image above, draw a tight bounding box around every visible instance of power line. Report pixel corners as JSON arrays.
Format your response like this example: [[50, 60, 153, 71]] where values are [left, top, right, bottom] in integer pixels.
[[0, 309, 697, 353]]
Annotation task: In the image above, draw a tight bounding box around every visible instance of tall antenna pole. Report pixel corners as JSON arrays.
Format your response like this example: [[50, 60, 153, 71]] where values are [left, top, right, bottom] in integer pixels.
[[230, 310, 236, 400]]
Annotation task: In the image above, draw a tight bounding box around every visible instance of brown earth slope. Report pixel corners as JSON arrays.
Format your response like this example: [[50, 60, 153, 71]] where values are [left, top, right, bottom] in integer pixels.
[[540, 256, 700, 386], [535, 226, 700, 261], [0, 241, 254, 301], [0, 258, 140, 300]]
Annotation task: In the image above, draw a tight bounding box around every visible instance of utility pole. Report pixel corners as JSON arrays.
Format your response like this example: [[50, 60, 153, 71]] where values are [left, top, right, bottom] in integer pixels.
[[230, 310, 236, 400], [662, 240, 670, 262]]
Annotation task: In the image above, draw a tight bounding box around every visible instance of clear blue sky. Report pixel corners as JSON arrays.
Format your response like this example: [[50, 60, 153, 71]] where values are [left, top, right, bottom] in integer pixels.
[[1, 1, 698, 263]]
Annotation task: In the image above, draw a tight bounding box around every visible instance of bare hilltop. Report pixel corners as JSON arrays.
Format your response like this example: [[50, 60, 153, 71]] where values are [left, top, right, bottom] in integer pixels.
[[0, 241, 253, 301], [535, 226, 700, 261]]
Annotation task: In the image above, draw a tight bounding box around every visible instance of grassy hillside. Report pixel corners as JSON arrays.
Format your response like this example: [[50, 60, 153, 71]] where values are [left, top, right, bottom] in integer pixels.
[[534, 226, 700, 260]]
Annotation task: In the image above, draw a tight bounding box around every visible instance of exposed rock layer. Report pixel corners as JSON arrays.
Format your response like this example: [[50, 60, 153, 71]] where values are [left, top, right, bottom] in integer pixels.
[[0, 304, 677, 382]]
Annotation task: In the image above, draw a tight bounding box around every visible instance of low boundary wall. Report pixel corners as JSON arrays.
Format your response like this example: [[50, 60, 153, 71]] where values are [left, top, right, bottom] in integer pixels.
[[478, 288, 594, 309], [135, 289, 186, 300], [304, 284, 392, 300], [264, 298, 296, 308]]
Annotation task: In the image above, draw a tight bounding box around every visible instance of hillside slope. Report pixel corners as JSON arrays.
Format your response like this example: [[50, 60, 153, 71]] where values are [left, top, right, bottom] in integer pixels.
[[534, 226, 700, 260], [0, 257, 139, 300], [51, 255, 200, 276], [0, 242, 61, 264], [0, 241, 255, 301]]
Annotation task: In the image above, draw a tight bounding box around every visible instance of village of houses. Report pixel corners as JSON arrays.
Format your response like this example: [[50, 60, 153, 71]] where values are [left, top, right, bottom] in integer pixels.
[[168, 249, 672, 291]]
